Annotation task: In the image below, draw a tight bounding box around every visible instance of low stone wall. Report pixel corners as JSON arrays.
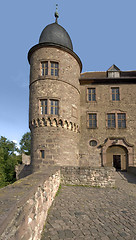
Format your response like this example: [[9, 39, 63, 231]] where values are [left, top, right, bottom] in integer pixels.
[[0, 167, 60, 240], [0, 166, 116, 240], [61, 166, 115, 187], [128, 167, 136, 175]]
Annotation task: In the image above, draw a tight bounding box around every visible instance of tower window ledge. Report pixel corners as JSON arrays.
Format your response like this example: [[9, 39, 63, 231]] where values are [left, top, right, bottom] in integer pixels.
[[38, 75, 59, 80], [48, 114, 60, 118]]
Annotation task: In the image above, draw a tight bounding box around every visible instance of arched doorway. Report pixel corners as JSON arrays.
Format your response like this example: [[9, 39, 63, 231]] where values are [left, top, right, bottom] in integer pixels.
[[106, 145, 128, 171], [101, 138, 134, 169]]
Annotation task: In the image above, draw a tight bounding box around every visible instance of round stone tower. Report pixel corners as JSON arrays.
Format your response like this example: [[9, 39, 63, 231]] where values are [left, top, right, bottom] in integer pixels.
[[28, 12, 82, 171]]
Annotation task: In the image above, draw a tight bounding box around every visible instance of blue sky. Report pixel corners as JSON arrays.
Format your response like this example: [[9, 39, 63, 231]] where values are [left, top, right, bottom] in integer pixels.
[[0, 0, 136, 145]]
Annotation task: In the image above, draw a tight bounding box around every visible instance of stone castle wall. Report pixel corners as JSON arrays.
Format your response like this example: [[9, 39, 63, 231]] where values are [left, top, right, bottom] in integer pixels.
[[80, 83, 136, 167], [29, 47, 81, 169], [61, 166, 115, 187], [31, 127, 80, 171]]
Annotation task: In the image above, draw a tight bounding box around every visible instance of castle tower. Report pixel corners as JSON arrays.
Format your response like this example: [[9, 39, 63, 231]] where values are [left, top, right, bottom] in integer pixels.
[[28, 11, 82, 171]]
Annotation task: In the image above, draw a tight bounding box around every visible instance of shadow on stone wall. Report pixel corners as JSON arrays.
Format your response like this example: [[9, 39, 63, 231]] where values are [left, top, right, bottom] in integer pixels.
[[15, 153, 31, 180], [128, 167, 136, 176]]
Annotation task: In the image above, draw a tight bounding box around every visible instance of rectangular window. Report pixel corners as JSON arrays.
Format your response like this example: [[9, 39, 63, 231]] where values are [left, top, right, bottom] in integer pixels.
[[111, 87, 120, 101], [40, 150, 45, 159], [41, 62, 48, 76], [50, 100, 59, 115], [40, 100, 47, 114], [51, 62, 59, 76], [108, 72, 120, 78], [107, 113, 116, 128], [87, 88, 96, 101], [88, 113, 97, 128], [118, 113, 126, 128]]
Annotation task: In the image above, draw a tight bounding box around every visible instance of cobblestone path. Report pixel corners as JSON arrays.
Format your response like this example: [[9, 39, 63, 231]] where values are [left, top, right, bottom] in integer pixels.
[[41, 172, 136, 240]]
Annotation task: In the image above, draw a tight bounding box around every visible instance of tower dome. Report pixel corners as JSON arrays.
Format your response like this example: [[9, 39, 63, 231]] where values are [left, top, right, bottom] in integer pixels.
[[39, 22, 73, 51]]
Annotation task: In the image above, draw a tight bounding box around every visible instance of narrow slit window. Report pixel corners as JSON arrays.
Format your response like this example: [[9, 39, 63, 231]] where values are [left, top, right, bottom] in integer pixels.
[[40, 150, 45, 159]]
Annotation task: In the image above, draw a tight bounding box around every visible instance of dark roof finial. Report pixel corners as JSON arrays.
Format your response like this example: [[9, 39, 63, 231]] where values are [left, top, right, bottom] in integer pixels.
[[54, 4, 59, 23]]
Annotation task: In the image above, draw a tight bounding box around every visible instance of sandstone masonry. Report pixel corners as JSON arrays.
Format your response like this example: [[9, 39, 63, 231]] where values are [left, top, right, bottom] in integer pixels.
[[28, 20, 136, 173], [0, 166, 116, 240]]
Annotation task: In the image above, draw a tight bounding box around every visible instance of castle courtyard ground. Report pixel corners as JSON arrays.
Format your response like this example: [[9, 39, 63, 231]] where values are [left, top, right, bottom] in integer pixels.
[[41, 172, 136, 240]]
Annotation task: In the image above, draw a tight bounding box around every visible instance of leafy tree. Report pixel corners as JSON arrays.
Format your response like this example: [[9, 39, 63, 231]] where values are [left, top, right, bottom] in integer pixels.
[[0, 147, 7, 188], [19, 132, 31, 155], [0, 136, 20, 188], [0, 132, 31, 188]]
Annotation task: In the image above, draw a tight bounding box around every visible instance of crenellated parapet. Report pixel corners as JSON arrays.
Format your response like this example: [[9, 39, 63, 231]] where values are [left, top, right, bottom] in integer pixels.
[[30, 117, 79, 133]]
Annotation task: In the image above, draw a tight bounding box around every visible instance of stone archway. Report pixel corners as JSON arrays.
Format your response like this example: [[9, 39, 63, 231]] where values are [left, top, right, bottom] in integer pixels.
[[106, 145, 128, 171], [101, 137, 134, 170]]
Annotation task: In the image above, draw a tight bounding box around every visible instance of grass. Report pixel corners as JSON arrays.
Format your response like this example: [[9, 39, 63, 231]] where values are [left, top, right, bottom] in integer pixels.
[[55, 183, 62, 196], [64, 183, 101, 188]]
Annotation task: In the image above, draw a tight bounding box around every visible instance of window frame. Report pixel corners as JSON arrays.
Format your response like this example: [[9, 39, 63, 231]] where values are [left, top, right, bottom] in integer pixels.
[[39, 99, 48, 115], [50, 99, 59, 115], [40, 61, 48, 76], [107, 113, 116, 128], [40, 150, 45, 159], [40, 60, 59, 78], [108, 71, 120, 78], [117, 113, 126, 129], [111, 87, 120, 101], [51, 61, 59, 77], [87, 88, 96, 102], [39, 98, 59, 116], [89, 139, 98, 147], [106, 111, 126, 129], [87, 112, 97, 129]]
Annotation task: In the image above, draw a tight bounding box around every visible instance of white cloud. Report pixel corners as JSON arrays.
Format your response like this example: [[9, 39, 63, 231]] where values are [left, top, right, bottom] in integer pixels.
[[12, 140, 20, 149]]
